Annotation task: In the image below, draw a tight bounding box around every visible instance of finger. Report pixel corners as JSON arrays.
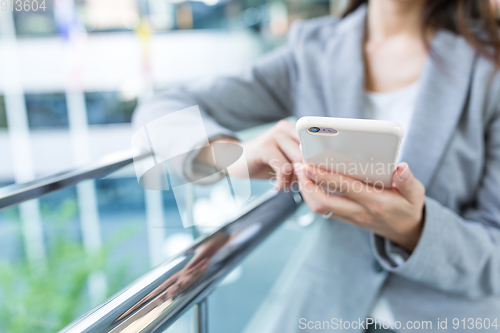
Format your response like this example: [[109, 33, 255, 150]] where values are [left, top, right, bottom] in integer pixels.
[[302, 164, 381, 204], [392, 162, 425, 204], [328, 212, 365, 228], [265, 148, 294, 190], [275, 119, 300, 142], [276, 133, 302, 164], [295, 164, 367, 219]]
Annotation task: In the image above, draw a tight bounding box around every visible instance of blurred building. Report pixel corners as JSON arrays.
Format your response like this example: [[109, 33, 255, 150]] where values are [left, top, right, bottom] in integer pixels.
[[0, 0, 337, 182]]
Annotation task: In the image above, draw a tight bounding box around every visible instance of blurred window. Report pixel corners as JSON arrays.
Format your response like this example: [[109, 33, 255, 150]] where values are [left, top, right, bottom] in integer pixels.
[[13, 0, 58, 37], [95, 177, 145, 214], [25, 93, 69, 129], [190, 2, 228, 29], [0, 96, 7, 128], [39, 187, 80, 247], [85, 92, 137, 125]]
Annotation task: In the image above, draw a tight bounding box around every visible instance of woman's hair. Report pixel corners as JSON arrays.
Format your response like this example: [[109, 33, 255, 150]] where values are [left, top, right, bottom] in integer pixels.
[[343, 0, 500, 67]]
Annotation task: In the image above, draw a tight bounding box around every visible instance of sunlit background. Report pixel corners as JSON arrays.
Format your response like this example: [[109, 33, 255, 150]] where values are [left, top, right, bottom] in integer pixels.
[[1, 0, 499, 332]]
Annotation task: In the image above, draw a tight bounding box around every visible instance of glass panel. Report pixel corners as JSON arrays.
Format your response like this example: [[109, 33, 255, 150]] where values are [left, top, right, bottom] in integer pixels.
[[25, 93, 69, 129], [95, 176, 150, 288], [0, 205, 21, 262], [207, 223, 306, 333], [163, 310, 191, 333], [0, 189, 92, 332], [0, 168, 192, 332], [204, 180, 310, 333], [41, 186, 80, 251], [85, 92, 137, 125], [0, 96, 7, 129]]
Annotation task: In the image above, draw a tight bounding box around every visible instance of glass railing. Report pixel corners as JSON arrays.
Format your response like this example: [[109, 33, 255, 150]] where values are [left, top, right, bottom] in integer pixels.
[[0, 143, 308, 333], [0, 151, 173, 332]]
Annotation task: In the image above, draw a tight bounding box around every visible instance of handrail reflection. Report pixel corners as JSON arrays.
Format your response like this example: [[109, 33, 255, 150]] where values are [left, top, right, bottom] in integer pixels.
[[59, 189, 302, 333]]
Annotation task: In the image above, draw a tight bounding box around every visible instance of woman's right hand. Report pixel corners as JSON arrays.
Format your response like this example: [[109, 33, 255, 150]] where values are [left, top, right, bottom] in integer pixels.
[[209, 120, 302, 190]]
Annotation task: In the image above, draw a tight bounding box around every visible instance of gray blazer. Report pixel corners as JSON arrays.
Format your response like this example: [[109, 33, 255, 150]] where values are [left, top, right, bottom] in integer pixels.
[[133, 5, 500, 332]]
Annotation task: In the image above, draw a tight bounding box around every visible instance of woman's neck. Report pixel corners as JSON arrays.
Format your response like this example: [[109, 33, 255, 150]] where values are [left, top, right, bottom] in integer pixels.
[[366, 0, 426, 41]]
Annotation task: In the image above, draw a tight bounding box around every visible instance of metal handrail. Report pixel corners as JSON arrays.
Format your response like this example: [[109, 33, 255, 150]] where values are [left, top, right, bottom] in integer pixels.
[[0, 150, 145, 210], [59, 189, 302, 333], [0, 147, 303, 332]]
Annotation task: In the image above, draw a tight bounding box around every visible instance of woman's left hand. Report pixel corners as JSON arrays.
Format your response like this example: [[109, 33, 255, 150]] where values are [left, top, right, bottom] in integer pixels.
[[294, 162, 426, 252]]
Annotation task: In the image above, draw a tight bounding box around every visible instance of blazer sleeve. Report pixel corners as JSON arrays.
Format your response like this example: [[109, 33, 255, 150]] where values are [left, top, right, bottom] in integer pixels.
[[132, 25, 302, 182], [133, 44, 296, 133], [371, 106, 500, 299]]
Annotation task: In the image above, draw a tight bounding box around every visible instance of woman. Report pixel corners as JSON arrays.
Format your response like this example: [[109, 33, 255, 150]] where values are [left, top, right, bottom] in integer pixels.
[[134, 0, 500, 332]]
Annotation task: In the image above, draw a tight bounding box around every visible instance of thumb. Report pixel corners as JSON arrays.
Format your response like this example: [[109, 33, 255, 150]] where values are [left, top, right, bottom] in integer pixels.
[[392, 162, 423, 203]]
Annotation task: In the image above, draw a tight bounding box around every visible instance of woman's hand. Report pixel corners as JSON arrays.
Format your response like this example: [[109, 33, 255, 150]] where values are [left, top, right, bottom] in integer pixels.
[[294, 162, 426, 252], [241, 120, 302, 190], [201, 120, 302, 190]]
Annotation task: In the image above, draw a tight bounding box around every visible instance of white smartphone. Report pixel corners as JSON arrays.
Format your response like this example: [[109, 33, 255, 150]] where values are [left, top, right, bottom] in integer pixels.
[[296, 116, 404, 188]]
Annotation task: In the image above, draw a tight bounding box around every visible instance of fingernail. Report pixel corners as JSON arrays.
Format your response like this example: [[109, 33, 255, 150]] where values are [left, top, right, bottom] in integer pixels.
[[398, 164, 409, 181]]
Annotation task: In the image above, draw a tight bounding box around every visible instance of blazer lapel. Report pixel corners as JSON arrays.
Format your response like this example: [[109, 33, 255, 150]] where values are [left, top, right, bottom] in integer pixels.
[[401, 31, 476, 188], [324, 5, 366, 119]]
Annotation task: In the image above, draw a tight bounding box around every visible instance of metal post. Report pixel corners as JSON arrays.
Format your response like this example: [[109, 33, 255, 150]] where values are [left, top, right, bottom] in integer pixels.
[[186, 184, 208, 333], [192, 298, 208, 333], [187, 183, 208, 333]]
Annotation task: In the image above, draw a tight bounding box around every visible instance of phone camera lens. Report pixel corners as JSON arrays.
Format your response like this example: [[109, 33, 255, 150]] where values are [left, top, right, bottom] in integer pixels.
[[309, 127, 320, 133]]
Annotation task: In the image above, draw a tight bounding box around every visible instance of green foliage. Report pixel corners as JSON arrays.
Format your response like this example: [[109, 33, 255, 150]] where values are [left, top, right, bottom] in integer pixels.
[[0, 197, 140, 333], [0, 237, 101, 332]]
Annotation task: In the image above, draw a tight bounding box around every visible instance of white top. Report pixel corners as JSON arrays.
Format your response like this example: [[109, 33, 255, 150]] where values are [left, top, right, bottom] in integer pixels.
[[364, 81, 420, 154], [364, 81, 420, 326]]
